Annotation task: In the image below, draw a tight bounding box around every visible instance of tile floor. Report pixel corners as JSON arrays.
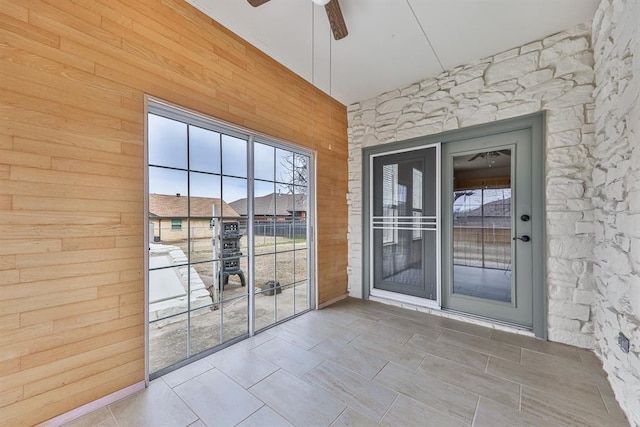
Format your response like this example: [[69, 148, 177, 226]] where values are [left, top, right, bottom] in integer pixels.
[[67, 298, 629, 427]]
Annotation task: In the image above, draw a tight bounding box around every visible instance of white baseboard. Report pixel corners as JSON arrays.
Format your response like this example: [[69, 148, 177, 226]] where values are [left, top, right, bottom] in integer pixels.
[[38, 380, 146, 427]]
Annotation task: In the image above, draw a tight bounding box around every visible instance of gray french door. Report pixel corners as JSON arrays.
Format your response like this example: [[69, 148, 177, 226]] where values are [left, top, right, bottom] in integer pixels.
[[370, 145, 440, 305], [441, 128, 534, 327]]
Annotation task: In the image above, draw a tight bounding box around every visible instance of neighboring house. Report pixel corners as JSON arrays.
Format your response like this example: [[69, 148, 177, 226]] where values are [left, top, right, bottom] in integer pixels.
[[149, 194, 240, 242], [230, 192, 307, 221]]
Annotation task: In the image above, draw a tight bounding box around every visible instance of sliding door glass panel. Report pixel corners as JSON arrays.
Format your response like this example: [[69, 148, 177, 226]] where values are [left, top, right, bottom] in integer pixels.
[[189, 126, 221, 174], [254, 143, 275, 181], [222, 135, 247, 177], [149, 313, 187, 375], [452, 150, 512, 303], [148, 114, 186, 169], [254, 253, 276, 331], [189, 306, 221, 356]]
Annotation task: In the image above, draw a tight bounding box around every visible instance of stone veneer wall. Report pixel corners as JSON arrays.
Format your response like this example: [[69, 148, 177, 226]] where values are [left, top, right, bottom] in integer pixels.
[[347, 22, 598, 348], [592, 0, 640, 423]]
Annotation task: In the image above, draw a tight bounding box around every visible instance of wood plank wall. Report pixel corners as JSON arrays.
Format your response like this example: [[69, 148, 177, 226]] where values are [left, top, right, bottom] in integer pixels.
[[0, 0, 348, 424]]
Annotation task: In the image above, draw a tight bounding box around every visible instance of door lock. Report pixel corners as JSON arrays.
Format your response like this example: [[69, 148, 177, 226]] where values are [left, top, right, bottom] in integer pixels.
[[513, 235, 531, 242]]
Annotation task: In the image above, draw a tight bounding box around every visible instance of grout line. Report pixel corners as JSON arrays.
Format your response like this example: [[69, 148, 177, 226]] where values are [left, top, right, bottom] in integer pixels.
[[372, 360, 390, 380], [519, 384, 523, 411], [328, 406, 349, 427], [596, 384, 611, 413], [379, 394, 400, 423], [484, 356, 490, 373], [107, 405, 120, 427], [471, 396, 481, 426], [234, 404, 264, 426]]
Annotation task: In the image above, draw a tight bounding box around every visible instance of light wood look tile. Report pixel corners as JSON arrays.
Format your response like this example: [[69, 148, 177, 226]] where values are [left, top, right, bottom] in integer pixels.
[[520, 348, 608, 385], [487, 355, 606, 409], [490, 329, 581, 361], [349, 333, 427, 370], [249, 370, 347, 426], [418, 355, 520, 408], [374, 362, 479, 424], [63, 299, 628, 426], [65, 407, 117, 427], [377, 313, 444, 340], [161, 358, 212, 388], [250, 337, 324, 377], [109, 380, 197, 427], [236, 406, 293, 427], [173, 369, 262, 427], [303, 360, 398, 422], [332, 407, 387, 427], [310, 338, 388, 379], [473, 396, 546, 427], [521, 386, 628, 426], [382, 394, 466, 427], [438, 329, 522, 362], [204, 346, 278, 388], [406, 332, 489, 372]]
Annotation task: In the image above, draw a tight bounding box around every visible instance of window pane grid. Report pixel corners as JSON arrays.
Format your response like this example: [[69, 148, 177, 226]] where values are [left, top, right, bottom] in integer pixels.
[[148, 106, 311, 376]]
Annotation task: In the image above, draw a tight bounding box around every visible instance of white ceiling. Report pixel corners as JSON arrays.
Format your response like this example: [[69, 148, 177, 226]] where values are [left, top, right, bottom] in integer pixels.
[[187, 0, 599, 105]]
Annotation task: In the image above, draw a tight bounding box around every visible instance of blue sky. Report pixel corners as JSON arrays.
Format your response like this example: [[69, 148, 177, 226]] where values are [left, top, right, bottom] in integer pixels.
[[148, 114, 307, 204]]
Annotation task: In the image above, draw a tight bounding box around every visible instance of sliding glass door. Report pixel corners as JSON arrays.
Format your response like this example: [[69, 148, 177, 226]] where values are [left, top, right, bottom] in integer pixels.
[[146, 100, 313, 377]]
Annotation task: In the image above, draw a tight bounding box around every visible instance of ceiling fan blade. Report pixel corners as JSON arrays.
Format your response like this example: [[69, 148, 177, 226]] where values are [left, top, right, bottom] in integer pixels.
[[498, 149, 512, 156], [247, 0, 270, 7], [325, 0, 348, 40], [468, 153, 483, 162]]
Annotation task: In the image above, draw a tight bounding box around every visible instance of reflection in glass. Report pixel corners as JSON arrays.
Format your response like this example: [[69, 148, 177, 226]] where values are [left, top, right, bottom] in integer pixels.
[[149, 313, 187, 373], [254, 253, 276, 331], [452, 150, 512, 302], [380, 160, 425, 290], [294, 281, 308, 315], [293, 248, 308, 284], [275, 148, 292, 185], [255, 292, 276, 331], [189, 306, 221, 356], [148, 114, 187, 169], [276, 252, 294, 287], [222, 135, 247, 177], [222, 296, 248, 342], [276, 283, 295, 322], [189, 126, 221, 174]]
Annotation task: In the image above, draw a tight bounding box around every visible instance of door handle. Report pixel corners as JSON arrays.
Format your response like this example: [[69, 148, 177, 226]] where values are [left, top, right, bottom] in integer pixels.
[[513, 235, 530, 242]]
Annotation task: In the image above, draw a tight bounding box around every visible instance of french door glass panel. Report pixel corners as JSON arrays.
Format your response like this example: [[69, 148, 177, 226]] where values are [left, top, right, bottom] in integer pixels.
[[147, 108, 312, 376], [452, 150, 512, 303], [442, 129, 533, 327]]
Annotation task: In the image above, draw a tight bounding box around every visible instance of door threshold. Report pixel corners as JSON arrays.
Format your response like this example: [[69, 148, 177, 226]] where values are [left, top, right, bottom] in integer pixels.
[[370, 295, 535, 338]]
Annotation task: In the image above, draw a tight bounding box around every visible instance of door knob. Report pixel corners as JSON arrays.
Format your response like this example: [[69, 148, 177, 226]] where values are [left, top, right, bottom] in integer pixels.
[[520, 214, 530, 221], [513, 235, 530, 242]]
